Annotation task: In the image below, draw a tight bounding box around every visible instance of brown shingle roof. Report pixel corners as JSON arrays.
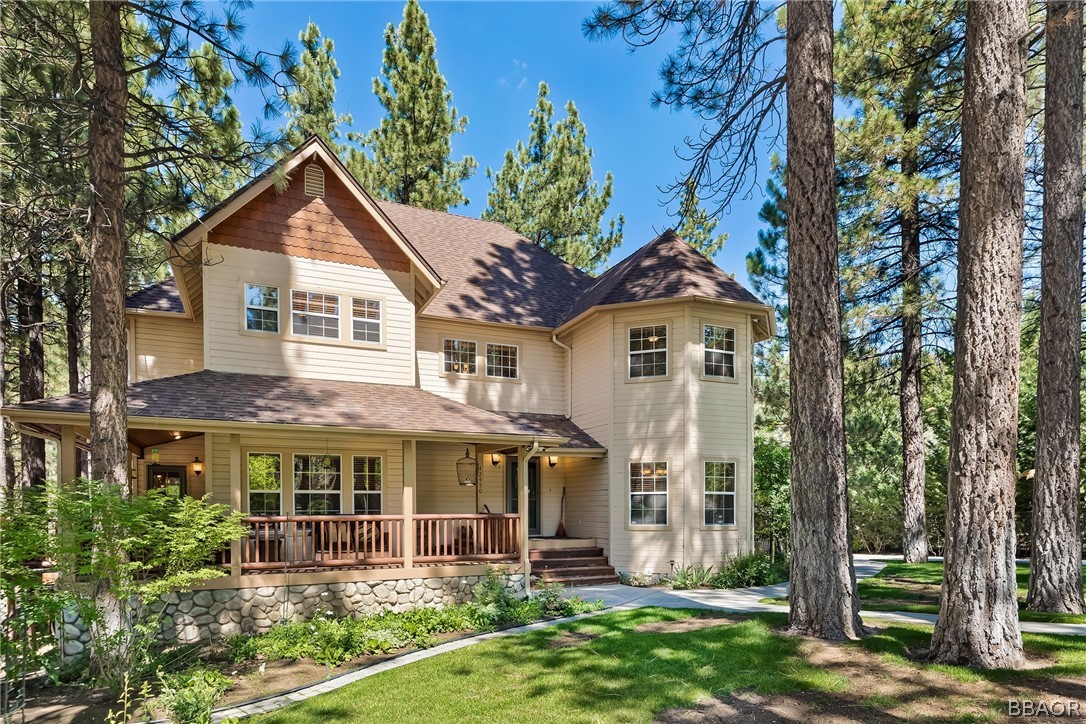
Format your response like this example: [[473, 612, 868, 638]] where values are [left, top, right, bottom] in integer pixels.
[[491, 412, 604, 451], [376, 201, 593, 328], [5, 371, 562, 439], [560, 229, 766, 325], [126, 279, 185, 314]]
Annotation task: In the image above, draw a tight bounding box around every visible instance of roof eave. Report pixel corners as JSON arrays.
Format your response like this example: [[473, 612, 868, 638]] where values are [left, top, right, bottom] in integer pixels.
[[554, 295, 775, 336]]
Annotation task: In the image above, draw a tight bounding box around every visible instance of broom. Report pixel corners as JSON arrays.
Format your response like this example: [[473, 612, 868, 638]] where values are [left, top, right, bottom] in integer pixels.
[[555, 486, 568, 537]]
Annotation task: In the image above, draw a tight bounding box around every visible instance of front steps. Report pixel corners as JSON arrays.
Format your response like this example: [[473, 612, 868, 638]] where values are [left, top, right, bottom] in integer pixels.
[[529, 546, 619, 586]]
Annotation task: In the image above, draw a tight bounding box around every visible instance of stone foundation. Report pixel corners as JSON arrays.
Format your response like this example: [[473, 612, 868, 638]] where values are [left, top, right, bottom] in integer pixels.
[[53, 573, 523, 649]]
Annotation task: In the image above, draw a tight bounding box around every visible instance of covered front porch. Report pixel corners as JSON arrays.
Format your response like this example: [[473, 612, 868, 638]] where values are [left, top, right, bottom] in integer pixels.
[[3, 371, 607, 592]]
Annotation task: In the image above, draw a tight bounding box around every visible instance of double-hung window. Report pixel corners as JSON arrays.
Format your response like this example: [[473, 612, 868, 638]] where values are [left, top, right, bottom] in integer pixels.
[[352, 456, 382, 514], [244, 284, 280, 333], [351, 298, 382, 344], [704, 324, 736, 379], [629, 325, 668, 378], [291, 290, 340, 339], [247, 452, 282, 515], [293, 454, 342, 514], [443, 339, 477, 375], [704, 461, 737, 525], [485, 343, 518, 379], [629, 461, 668, 525]]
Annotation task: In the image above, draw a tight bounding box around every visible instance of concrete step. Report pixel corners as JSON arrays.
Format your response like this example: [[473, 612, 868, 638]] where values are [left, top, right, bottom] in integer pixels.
[[528, 547, 604, 561]]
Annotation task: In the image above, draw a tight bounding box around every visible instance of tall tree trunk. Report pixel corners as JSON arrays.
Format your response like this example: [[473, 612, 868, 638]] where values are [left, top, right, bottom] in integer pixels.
[[64, 266, 84, 395], [785, 0, 863, 641], [88, 0, 128, 488], [17, 248, 46, 489], [929, 0, 1028, 669], [900, 109, 928, 564], [88, 0, 131, 680], [1027, 0, 1084, 615], [0, 288, 9, 497]]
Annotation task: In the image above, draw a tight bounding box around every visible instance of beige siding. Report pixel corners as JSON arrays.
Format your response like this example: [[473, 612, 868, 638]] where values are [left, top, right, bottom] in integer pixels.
[[129, 314, 203, 382], [562, 456, 609, 549], [203, 243, 415, 385], [135, 435, 206, 498], [416, 318, 566, 414]]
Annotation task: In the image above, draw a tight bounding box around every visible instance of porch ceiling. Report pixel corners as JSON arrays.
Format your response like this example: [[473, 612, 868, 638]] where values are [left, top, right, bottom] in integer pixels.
[[2, 371, 567, 444]]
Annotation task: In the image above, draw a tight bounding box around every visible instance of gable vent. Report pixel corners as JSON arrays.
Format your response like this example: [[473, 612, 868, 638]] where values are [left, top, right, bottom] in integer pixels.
[[303, 164, 325, 197]]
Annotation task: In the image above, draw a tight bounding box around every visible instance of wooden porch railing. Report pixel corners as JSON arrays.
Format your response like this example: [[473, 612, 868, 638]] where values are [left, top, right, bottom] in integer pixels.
[[240, 515, 404, 572], [414, 513, 521, 564], [235, 513, 521, 573]]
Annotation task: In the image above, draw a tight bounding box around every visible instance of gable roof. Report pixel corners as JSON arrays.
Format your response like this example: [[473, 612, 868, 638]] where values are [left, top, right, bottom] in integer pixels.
[[376, 201, 593, 328], [126, 279, 185, 314], [558, 229, 768, 327]]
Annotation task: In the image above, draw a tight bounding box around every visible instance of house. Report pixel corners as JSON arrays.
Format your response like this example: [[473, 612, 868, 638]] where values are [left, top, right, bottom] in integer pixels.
[[3, 137, 774, 641]]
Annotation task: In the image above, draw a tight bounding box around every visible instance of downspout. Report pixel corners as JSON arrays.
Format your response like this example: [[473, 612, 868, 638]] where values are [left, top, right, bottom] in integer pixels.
[[551, 334, 572, 418]]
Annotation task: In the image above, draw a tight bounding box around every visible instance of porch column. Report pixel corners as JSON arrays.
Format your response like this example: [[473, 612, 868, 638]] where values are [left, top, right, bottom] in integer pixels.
[[402, 439, 415, 570], [518, 445, 531, 591], [59, 425, 78, 488], [229, 433, 242, 578]]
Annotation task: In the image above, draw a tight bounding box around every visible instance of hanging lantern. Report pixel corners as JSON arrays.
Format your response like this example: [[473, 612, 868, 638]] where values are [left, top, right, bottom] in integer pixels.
[[456, 447, 477, 486], [150, 448, 160, 464], [321, 439, 332, 469]]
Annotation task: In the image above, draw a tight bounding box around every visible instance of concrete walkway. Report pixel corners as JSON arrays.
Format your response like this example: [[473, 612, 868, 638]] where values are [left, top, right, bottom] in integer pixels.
[[213, 555, 1086, 721]]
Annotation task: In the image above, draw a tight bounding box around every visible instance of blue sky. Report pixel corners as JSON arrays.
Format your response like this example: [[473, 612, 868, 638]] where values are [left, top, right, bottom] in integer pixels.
[[231, 1, 781, 286]]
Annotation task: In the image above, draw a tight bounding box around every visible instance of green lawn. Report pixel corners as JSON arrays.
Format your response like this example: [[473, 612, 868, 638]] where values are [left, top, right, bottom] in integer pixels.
[[252, 608, 1086, 723], [764, 562, 1086, 624]]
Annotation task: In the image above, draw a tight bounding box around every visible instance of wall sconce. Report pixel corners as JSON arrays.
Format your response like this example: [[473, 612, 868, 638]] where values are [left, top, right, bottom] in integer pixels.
[[192, 456, 203, 476], [150, 448, 160, 464], [490, 453, 500, 467], [548, 455, 558, 469]]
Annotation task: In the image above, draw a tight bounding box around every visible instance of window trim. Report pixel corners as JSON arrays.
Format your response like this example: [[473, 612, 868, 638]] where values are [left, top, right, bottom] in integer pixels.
[[702, 323, 738, 382], [292, 452, 344, 515], [626, 323, 670, 382], [242, 283, 281, 335], [702, 459, 738, 528], [290, 289, 342, 341], [441, 337, 479, 377], [484, 342, 520, 381], [628, 459, 670, 528], [350, 296, 384, 346], [351, 455, 383, 514], [245, 451, 283, 516]]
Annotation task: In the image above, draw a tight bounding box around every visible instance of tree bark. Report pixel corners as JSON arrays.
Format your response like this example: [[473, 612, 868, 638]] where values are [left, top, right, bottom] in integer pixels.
[[785, 0, 863, 641], [929, 0, 1027, 669], [87, 0, 128, 489], [1027, 0, 1084, 615], [17, 248, 46, 490], [900, 109, 928, 565], [64, 266, 84, 395]]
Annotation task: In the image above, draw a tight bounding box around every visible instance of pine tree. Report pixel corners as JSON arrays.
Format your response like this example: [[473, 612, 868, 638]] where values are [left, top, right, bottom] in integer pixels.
[[676, 185, 726, 258], [348, 0, 476, 210], [483, 82, 623, 272], [283, 22, 352, 153], [929, 0, 1027, 669]]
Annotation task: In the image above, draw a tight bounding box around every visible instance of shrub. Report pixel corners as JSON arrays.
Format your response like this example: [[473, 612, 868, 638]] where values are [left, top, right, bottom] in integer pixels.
[[667, 565, 716, 590], [711, 552, 789, 589], [154, 666, 232, 724], [618, 572, 655, 587]]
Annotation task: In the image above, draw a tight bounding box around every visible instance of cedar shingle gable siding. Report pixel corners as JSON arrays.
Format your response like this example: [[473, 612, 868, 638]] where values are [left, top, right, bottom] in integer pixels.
[[209, 158, 410, 273]]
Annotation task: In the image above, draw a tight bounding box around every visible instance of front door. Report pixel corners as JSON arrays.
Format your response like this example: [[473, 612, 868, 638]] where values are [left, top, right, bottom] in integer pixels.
[[507, 458, 541, 536]]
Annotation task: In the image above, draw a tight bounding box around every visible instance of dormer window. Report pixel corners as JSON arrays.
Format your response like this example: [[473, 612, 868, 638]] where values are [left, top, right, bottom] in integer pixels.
[[304, 163, 325, 197], [291, 290, 340, 339]]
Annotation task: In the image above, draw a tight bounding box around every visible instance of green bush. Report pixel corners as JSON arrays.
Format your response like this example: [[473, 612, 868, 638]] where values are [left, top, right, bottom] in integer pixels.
[[710, 552, 789, 589], [667, 565, 717, 590], [154, 666, 232, 724]]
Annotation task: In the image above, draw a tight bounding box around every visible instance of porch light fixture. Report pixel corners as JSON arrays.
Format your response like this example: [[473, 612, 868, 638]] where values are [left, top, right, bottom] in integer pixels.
[[490, 453, 500, 467], [192, 457, 203, 476], [548, 455, 558, 469], [456, 447, 477, 486], [321, 439, 332, 469], [171, 431, 182, 440], [150, 448, 160, 464]]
